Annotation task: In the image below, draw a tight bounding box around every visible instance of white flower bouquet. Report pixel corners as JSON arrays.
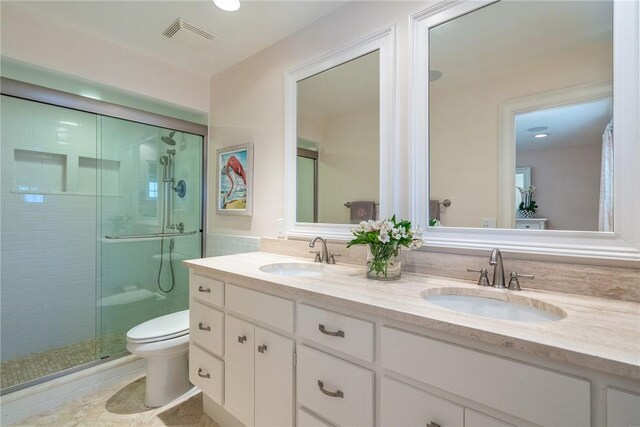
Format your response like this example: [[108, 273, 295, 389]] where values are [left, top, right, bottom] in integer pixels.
[[347, 216, 423, 279]]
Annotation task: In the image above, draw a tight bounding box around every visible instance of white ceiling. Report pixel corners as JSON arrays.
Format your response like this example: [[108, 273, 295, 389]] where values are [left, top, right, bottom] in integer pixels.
[[515, 98, 613, 151], [430, 0, 613, 86], [5, 0, 348, 77]]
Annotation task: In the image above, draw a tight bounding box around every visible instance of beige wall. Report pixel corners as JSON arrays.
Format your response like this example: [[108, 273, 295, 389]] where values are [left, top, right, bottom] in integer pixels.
[[517, 143, 602, 231], [430, 41, 612, 228], [0, 2, 209, 112], [208, 1, 428, 237], [316, 109, 379, 223]]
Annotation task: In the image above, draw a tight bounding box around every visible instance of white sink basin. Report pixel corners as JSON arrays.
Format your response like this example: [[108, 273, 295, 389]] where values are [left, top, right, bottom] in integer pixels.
[[422, 289, 565, 322], [259, 263, 323, 277]]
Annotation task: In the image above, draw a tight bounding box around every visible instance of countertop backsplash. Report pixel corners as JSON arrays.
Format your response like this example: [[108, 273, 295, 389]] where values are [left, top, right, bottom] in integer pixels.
[[260, 237, 640, 303]]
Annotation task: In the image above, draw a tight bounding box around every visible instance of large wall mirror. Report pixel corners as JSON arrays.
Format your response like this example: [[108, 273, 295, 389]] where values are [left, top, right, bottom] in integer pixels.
[[296, 51, 380, 224], [285, 26, 394, 239], [411, 1, 639, 263]]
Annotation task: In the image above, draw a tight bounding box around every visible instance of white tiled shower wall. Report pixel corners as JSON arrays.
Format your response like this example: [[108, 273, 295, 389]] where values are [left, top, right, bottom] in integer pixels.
[[0, 97, 98, 360]]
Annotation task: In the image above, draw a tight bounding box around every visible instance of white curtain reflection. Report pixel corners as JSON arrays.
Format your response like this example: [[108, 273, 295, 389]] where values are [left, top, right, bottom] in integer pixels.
[[598, 120, 613, 231]]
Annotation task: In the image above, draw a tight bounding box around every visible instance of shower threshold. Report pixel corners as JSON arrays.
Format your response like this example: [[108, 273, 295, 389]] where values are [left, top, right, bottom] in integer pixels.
[[1, 334, 126, 395]]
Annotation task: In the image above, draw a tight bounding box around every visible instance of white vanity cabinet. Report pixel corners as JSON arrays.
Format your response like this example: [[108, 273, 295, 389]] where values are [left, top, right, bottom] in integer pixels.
[[187, 264, 636, 427]]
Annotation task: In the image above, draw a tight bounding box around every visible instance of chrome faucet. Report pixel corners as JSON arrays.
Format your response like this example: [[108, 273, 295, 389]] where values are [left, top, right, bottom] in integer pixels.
[[309, 236, 329, 264], [489, 248, 507, 289]]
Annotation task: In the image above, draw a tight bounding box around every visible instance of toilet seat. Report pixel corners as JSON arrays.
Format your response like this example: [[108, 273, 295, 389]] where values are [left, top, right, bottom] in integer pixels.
[[126, 309, 189, 344]]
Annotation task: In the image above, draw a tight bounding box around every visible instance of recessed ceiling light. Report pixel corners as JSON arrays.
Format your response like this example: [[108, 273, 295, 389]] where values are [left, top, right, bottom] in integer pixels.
[[213, 0, 240, 12], [534, 133, 549, 138], [527, 126, 548, 132]]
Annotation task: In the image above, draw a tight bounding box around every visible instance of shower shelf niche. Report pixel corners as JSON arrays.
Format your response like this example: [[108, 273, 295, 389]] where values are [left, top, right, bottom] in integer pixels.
[[10, 149, 121, 197]]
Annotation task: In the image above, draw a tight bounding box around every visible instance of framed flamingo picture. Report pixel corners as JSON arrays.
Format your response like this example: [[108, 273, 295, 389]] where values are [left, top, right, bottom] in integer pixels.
[[216, 143, 253, 216]]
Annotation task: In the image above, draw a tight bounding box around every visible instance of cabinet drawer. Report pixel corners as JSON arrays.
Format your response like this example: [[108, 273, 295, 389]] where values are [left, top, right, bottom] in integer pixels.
[[297, 345, 373, 427], [189, 344, 223, 405], [298, 408, 335, 427], [298, 304, 374, 362], [226, 283, 294, 333], [381, 326, 590, 426], [515, 223, 540, 230], [190, 271, 224, 307], [380, 376, 463, 427], [607, 387, 640, 427], [190, 301, 224, 357]]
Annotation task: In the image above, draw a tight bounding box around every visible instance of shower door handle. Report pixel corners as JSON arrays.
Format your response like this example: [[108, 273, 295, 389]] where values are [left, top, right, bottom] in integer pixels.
[[198, 286, 211, 293]]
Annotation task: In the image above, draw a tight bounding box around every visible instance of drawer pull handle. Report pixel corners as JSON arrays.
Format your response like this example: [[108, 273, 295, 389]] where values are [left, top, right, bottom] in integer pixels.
[[198, 286, 211, 293], [238, 335, 247, 343], [426, 423, 441, 427], [198, 368, 210, 379], [198, 322, 211, 331], [258, 344, 268, 353], [318, 324, 345, 338], [317, 380, 344, 398]]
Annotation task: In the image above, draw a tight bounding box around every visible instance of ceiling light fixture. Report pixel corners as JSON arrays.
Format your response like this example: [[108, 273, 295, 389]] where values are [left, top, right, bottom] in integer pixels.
[[534, 133, 549, 138], [213, 0, 240, 12]]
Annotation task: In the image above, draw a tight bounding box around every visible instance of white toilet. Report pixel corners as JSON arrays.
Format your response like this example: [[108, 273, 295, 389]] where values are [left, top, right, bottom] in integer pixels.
[[126, 309, 191, 407]]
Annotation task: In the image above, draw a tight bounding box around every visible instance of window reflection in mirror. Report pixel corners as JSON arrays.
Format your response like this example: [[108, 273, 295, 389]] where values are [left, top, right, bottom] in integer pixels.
[[428, 0, 613, 231], [296, 50, 380, 224]]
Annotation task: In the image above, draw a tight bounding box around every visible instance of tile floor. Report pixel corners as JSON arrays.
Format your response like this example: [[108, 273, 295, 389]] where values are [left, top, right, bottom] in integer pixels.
[[10, 375, 218, 426], [1, 336, 124, 390]]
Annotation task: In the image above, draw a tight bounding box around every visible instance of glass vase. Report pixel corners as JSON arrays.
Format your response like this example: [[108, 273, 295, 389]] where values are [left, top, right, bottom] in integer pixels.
[[366, 244, 402, 280]]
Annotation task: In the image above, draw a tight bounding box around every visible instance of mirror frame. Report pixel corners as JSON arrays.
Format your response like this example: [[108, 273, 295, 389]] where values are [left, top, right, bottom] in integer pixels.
[[284, 25, 396, 239], [410, 0, 639, 265]]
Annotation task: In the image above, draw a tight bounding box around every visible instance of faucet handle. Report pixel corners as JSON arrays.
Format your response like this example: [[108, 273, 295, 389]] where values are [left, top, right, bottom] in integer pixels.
[[328, 253, 341, 264], [467, 268, 491, 287], [508, 271, 534, 291], [309, 250, 322, 263]]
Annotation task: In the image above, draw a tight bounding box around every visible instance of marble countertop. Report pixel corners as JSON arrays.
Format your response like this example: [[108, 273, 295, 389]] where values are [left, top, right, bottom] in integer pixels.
[[184, 252, 640, 380]]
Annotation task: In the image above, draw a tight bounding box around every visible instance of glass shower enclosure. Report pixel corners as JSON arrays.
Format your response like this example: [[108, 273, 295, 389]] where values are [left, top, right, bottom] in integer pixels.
[[0, 92, 204, 392]]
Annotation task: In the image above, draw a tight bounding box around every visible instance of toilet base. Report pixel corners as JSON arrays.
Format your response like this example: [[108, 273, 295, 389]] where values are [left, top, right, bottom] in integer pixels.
[[144, 351, 191, 407]]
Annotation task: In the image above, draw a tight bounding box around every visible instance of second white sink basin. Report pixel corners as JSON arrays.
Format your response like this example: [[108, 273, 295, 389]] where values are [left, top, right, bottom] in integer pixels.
[[422, 289, 565, 322], [259, 262, 323, 277]]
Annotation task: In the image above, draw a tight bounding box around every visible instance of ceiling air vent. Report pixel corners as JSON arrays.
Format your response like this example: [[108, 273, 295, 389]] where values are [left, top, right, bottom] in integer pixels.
[[162, 18, 216, 50]]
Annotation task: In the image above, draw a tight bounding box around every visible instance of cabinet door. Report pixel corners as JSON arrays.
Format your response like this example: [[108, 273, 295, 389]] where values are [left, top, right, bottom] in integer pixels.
[[224, 315, 255, 427], [380, 376, 464, 427], [607, 388, 640, 427], [255, 327, 295, 427], [465, 409, 514, 427]]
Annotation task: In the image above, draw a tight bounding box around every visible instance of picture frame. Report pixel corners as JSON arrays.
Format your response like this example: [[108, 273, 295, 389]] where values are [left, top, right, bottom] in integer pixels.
[[216, 143, 253, 216]]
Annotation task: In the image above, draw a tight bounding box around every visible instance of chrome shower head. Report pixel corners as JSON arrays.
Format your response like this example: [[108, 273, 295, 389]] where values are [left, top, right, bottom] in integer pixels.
[[161, 131, 177, 146]]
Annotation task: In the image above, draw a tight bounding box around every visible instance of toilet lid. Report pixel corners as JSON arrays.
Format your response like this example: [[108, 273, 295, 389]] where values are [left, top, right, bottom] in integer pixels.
[[126, 310, 189, 343]]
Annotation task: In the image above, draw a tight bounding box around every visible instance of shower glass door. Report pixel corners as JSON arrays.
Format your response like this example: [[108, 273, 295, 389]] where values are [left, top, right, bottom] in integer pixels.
[[98, 117, 202, 358]]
